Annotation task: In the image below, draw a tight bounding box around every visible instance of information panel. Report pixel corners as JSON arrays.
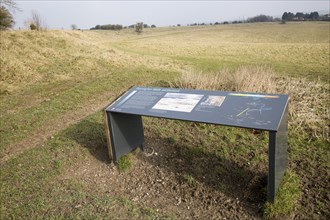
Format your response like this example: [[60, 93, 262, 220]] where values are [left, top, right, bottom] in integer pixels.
[[104, 86, 289, 202], [106, 86, 288, 131]]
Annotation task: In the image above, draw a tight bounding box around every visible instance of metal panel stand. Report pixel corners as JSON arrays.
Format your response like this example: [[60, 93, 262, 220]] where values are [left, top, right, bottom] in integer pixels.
[[104, 86, 289, 202], [268, 105, 288, 201], [106, 112, 144, 163]]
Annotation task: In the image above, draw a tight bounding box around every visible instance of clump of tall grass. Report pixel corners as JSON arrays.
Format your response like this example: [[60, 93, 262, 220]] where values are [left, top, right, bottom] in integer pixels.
[[171, 66, 329, 141], [173, 66, 278, 93]]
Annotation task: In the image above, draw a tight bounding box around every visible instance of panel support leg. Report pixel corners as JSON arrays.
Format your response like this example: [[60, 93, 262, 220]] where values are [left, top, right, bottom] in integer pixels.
[[268, 105, 288, 202], [105, 112, 144, 163]]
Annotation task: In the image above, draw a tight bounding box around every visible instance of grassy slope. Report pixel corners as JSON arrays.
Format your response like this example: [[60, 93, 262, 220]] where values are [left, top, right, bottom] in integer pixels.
[[0, 22, 329, 219], [0, 30, 180, 156], [0, 30, 179, 219], [114, 22, 329, 80]]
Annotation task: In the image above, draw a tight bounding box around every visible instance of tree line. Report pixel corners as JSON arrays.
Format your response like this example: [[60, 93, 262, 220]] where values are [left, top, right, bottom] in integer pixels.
[[179, 12, 328, 28], [282, 11, 322, 21], [0, 0, 329, 31], [90, 24, 123, 30], [90, 23, 156, 31]]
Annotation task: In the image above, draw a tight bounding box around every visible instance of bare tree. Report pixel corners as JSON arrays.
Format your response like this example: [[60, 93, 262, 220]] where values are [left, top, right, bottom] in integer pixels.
[[135, 22, 143, 33], [0, 0, 20, 12], [0, 0, 19, 30], [31, 10, 41, 30], [71, 24, 77, 30], [30, 10, 46, 31], [0, 6, 14, 30]]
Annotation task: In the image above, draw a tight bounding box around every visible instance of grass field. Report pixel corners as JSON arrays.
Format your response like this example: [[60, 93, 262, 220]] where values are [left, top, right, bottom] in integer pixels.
[[0, 22, 329, 219]]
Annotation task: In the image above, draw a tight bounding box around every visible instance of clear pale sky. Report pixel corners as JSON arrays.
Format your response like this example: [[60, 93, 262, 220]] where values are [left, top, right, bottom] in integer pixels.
[[11, 0, 330, 30]]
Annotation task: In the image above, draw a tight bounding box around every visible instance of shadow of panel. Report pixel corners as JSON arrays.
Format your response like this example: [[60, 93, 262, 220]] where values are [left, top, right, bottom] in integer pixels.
[[64, 118, 110, 164], [64, 115, 267, 216], [140, 134, 267, 203]]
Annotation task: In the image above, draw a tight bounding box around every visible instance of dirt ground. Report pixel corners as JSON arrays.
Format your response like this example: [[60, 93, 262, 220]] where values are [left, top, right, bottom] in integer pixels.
[[61, 119, 330, 220], [63, 128, 271, 220], [3, 106, 328, 219], [2, 97, 328, 219], [4, 114, 329, 219]]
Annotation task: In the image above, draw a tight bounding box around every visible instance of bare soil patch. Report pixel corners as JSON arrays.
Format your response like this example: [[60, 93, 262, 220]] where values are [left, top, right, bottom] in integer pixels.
[[61, 117, 329, 219], [64, 127, 270, 219]]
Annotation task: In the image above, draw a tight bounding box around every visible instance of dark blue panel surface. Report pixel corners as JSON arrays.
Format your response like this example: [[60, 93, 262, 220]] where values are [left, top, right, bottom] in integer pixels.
[[105, 86, 288, 131]]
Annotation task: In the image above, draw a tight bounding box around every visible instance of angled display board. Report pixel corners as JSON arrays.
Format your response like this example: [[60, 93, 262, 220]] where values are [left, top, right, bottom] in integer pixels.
[[104, 86, 289, 202], [107, 86, 288, 131]]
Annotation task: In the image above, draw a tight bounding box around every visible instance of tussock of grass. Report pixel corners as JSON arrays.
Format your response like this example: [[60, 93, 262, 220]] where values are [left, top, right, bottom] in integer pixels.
[[173, 66, 277, 93], [183, 173, 197, 186], [117, 154, 132, 172], [172, 66, 329, 141]]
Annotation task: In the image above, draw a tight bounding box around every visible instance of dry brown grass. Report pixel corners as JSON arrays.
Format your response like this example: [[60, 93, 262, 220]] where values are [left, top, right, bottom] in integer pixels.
[[0, 30, 187, 94], [171, 66, 329, 141], [173, 66, 278, 93]]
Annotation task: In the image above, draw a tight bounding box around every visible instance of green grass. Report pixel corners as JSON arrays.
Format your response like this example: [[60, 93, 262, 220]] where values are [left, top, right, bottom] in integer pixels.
[[118, 154, 133, 172], [264, 171, 301, 219], [0, 67, 178, 157], [183, 173, 198, 186], [0, 112, 173, 219], [112, 22, 329, 81]]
